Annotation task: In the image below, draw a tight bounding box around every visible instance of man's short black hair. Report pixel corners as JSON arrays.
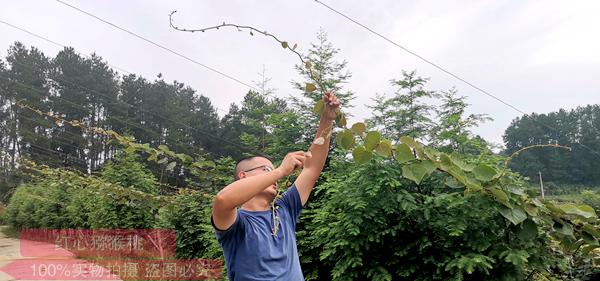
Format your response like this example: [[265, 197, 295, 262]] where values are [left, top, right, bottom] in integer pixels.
[[234, 154, 273, 180]]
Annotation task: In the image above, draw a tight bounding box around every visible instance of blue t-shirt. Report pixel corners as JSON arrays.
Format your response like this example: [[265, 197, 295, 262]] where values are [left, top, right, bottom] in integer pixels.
[[211, 183, 305, 281]]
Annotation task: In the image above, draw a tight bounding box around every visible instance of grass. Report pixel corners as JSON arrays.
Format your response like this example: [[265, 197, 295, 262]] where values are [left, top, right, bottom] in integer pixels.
[[0, 225, 19, 239]]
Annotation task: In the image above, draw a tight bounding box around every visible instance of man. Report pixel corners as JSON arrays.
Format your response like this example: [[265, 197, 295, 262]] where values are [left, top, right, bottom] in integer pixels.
[[211, 92, 340, 280]]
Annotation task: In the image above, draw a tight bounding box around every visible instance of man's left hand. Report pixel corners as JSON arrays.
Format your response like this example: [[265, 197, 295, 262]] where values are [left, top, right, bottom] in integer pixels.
[[321, 92, 340, 121]]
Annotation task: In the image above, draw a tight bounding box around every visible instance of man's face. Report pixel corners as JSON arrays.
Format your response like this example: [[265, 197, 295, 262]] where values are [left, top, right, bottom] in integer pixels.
[[239, 157, 278, 196]]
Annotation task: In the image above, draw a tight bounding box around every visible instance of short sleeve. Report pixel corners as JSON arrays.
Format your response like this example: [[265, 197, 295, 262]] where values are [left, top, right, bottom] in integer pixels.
[[211, 210, 244, 242], [276, 183, 303, 224]]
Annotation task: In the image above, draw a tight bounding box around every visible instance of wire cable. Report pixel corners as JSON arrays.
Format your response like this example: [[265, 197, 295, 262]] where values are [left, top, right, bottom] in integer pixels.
[[313, 0, 600, 157], [54, 0, 259, 92]]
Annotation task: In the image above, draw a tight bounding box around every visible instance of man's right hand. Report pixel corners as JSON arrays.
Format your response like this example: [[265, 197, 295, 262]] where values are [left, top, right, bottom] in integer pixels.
[[276, 151, 308, 177]]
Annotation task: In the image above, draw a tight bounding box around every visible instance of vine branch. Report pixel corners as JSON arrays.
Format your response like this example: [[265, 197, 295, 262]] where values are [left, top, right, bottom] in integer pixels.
[[168, 11, 325, 95]]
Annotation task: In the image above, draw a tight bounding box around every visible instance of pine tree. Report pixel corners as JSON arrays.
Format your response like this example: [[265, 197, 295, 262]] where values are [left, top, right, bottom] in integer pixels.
[[367, 70, 436, 141], [291, 29, 355, 144], [432, 87, 492, 154]]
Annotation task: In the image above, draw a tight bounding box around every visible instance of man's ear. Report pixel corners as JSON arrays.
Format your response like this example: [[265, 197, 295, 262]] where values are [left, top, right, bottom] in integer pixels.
[[238, 171, 246, 179]]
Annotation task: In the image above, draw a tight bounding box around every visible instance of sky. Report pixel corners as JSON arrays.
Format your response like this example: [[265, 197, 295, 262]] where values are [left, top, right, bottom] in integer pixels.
[[1, 0, 599, 149]]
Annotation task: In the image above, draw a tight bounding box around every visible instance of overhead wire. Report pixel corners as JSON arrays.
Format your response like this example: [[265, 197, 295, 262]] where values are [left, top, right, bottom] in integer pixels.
[[54, 0, 260, 92], [313, 0, 600, 157]]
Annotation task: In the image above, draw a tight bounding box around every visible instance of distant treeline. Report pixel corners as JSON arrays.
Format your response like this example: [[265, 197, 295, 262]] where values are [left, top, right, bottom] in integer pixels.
[[504, 104, 600, 186], [0, 42, 296, 195]]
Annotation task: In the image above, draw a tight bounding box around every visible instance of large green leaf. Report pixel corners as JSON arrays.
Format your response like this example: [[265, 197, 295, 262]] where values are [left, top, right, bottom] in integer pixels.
[[507, 185, 526, 196], [402, 160, 436, 185], [518, 219, 538, 240], [500, 207, 527, 225], [438, 153, 480, 190], [394, 143, 415, 164], [313, 100, 324, 115], [352, 146, 372, 164], [489, 187, 511, 208], [445, 177, 464, 189], [582, 245, 600, 255], [399, 136, 425, 159], [336, 112, 347, 128], [166, 161, 177, 172], [350, 122, 366, 135], [336, 130, 355, 149], [523, 203, 538, 217], [305, 83, 317, 92], [399, 136, 419, 149], [582, 231, 599, 246], [559, 203, 597, 219], [583, 224, 600, 238], [473, 164, 497, 182], [424, 147, 439, 161], [364, 131, 381, 151], [449, 153, 474, 171], [554, 221, 574, 237], [375, 140, 393, 157], [176, 153, 193, 164]]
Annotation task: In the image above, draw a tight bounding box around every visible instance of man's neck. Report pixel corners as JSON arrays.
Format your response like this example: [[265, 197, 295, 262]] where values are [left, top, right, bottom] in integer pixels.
[[241, 196, 273, 211]]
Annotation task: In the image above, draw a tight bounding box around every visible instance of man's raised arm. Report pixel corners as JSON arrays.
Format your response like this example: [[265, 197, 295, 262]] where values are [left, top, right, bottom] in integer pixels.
[[295, 92, 340, 206]]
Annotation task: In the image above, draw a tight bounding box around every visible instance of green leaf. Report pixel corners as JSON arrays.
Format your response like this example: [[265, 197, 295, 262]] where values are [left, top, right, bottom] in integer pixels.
[[583, 224, 600, 238], [336, 130, 355, 149], [313, 100, 324, 115], [449, 153, 474, 171], [473, 164, 497, 182], [364, 131, 381, 151], [176, 153, 193, 164], [192, 161, 215, 169], [582, 245, 600, 255], [507, 185, 526, 196], [157, 157, 169, 164], [147, 153, 157, 162], [394, 143, 415, 164], [559, 203, 597, 219], [125, 145, 136, 154], [350, 122, 366, 135], [352, 146, 372, 164], [336, 112, 347, 128], [402, 160, 436, 185], [582, 231, 599, 246], [158, 144, 170, 152], [305, 61, 312, 69], [281, 41, 289, 48], [523, 203, 538, 217], [305, 83, 317, 92], [166, 161, 177, 172], [489, 187, 511, 208], [554, 221, 574, 237], [445, 177, 464, 189], [500, 207, 527, 225], [399, 136, 425, 159], [375, 140, 392, 157], [424, 147, 439, 161], [399, 136, 418, 148], [518, 219, 538, 240]]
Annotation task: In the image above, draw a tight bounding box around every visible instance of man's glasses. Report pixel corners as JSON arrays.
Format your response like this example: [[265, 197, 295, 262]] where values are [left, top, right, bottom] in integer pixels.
[[243, 165, 274, 173]]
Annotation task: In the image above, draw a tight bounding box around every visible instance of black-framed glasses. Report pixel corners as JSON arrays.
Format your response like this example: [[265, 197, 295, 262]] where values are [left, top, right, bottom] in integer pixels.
[[243, 165, 274, 173]]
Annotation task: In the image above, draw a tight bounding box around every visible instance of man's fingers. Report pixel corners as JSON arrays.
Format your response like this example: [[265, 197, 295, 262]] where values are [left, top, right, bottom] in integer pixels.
[[294, 155, 306, 162]]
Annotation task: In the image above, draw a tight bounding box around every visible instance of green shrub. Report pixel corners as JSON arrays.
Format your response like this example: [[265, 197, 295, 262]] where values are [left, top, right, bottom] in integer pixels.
[[298, 157, 567, 281]]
